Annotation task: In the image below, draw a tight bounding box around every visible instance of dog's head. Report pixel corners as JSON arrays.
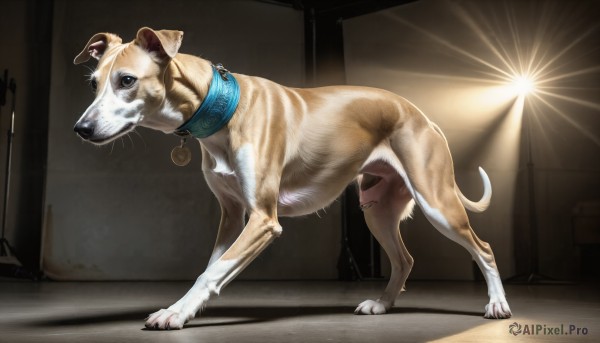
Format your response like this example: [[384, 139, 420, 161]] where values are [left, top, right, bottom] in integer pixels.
[[73, 27, 183, 144]]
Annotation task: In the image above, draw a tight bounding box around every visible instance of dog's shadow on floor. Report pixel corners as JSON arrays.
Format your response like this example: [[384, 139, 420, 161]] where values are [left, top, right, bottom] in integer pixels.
[[30, 305, 482, 330], [185, 306, 482, 329]]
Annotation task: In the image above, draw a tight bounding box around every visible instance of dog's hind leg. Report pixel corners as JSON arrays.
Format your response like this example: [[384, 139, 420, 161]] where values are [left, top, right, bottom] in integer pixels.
[[354, 170, 415, 315], [390, 123, 512, 319]]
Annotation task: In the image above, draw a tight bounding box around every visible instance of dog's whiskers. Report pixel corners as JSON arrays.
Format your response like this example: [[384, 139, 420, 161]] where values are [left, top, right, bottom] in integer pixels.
[[83, 65, 95, 78], [315, 207, 328, 218], [132, 130, 147, 150], [126, 133, 135, 148]]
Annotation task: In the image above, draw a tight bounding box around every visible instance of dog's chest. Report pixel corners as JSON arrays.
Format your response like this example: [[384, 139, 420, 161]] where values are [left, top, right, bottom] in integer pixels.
[[204, 157, 329, 216], [201, 139, 343, 216]]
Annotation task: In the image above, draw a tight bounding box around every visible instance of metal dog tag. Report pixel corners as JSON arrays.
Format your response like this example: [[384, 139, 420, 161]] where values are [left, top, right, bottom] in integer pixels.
[[171, 138, 191, 167]]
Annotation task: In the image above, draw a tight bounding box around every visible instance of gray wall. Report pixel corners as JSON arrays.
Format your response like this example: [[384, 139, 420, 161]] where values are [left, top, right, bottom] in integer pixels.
[[0, 0, 51, 272], [44, 0, 341, 280], [344, 0, 600, 280], [0, 0, 30, 266]]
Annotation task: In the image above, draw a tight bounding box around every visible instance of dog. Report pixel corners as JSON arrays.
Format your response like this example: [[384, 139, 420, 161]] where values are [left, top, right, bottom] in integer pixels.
[[73, 27, 512, 330]]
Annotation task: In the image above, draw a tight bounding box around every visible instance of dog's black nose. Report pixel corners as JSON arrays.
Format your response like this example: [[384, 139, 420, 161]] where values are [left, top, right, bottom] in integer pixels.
[[74, 121, 95, 139]]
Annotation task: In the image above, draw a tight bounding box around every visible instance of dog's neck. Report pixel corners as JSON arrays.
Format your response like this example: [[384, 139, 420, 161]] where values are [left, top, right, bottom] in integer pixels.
[[174, 64, 240, 138], [139, 54, 214, 134]]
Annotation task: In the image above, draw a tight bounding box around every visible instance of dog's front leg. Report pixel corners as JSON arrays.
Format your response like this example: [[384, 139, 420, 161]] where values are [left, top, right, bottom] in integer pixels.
[[207, 198, 246, 266], [144, 210, 281, 330]]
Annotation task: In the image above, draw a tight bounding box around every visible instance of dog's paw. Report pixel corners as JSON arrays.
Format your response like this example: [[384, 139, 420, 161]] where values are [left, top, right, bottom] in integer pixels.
[[145, 308, 189, 330], [484, 301, 512, 319], [354, 299, 389, 315]]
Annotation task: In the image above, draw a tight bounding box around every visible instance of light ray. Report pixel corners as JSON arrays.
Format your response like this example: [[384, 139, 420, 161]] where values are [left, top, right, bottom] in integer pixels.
[[530, 27, 597, 81], [383, 12, 515, 79], [537, 66, 600, 84], [534, 89, 600, 112], [532, 93, 600, 147], [451, 4, 518, 76], [384, 0, 599, 152]]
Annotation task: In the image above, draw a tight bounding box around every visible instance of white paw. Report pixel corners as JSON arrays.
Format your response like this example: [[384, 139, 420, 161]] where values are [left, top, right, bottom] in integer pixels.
[[145, 308, 189, 330], [354, 299, 389, 315], [484, 301, 512, 319]]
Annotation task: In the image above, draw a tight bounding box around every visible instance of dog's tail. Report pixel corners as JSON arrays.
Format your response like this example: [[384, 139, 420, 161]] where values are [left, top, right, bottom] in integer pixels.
[[457, 167, 492, 213]]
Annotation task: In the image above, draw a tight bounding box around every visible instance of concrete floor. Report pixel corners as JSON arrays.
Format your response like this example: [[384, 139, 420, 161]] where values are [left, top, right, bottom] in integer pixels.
[[0, 280, 598, 342]]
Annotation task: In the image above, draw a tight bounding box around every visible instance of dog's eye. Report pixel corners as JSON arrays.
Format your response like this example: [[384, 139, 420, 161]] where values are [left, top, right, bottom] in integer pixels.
[[120, 75, 137, 89], [90, 79, 98, 92]]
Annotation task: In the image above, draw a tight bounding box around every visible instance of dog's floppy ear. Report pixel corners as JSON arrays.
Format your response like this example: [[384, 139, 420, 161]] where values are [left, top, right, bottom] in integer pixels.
[[74, 33, 122, 65], [134, 27, 183, 61]]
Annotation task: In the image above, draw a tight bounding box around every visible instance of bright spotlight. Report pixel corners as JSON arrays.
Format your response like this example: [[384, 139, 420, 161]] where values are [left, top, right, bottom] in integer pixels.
[[511, 75, 535, 96]]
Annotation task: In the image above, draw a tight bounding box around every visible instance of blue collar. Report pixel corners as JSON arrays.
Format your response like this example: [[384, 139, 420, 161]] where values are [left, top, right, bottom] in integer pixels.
[[175, 64, 240, 138]]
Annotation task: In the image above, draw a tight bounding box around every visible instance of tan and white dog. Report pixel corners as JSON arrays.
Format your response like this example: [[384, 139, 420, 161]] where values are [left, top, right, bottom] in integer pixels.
[[73, 27, 511, 330]]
